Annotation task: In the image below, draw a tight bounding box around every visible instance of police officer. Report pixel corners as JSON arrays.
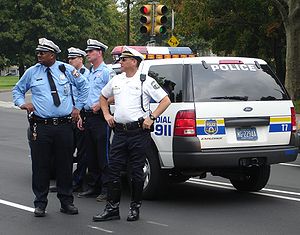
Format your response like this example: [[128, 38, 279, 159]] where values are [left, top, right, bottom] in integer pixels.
[[93, 47, 171, 222], [68, 47, 90, 78], [77, 39, 114, 201], [12, 38, 89, 217], [67, 47, 90, 191], [49, 47, 90, 193]]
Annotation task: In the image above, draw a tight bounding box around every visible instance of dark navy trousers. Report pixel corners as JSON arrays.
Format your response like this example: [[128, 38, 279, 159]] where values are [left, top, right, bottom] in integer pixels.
[[84, 115, 110, 192], [72, 125, 87, 186], [108, 128, 151, 184], [30, 122, 74, 209]]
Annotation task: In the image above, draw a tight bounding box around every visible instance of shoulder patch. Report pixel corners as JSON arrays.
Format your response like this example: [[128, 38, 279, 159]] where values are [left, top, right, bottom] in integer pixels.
[[72, 69, 80, 78], [151, 81, 160, 89]]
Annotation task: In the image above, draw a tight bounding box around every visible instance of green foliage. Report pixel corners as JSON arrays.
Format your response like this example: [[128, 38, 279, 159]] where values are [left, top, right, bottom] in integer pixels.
[[293, 100, 300, 114], [162, 0, 286, 80], [0, 0, 125, 71], [0, 55, 10, 70]]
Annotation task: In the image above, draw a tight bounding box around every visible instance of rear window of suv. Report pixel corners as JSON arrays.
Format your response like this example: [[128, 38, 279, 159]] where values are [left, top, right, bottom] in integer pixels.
[[192, 64, 289, 102]]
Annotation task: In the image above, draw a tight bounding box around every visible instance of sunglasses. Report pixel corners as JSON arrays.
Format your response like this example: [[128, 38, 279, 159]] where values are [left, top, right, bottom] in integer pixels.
[[120, 57, 131, 62], [36, 51, 50, 56]]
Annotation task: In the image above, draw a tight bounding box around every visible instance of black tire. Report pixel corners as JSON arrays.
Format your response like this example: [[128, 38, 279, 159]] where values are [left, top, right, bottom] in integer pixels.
[[142, 143, 167, 200], [230, 165, 270, 192]]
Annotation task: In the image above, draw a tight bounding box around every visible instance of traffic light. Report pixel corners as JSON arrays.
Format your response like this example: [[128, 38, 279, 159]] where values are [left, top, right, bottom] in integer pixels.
[[154, 5, 168, 34], [140, 5, 152, 34]]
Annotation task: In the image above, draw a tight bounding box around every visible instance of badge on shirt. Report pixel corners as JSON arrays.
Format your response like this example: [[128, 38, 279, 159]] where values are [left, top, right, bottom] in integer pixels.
[[59, 74, 66, 80], [64, 84, 70, 95], [151, 81, 160, 89], [72, 69, 80, 78]]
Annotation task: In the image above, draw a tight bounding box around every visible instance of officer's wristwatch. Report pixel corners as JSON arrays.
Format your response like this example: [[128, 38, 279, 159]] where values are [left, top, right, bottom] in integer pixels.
[[149, 114, 156, 121]]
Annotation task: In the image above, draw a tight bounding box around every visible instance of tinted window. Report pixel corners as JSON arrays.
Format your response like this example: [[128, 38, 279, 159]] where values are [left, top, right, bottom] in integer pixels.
[[192, 64, 289, 102], [148, 64, 183, 102]]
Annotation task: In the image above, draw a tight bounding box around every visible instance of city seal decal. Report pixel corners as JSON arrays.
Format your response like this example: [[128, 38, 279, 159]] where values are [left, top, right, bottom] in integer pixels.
[[204, 119, 218, 135]]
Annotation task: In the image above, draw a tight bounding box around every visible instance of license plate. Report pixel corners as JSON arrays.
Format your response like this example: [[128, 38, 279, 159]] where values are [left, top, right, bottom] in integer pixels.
[[236, 127, 258, 141]]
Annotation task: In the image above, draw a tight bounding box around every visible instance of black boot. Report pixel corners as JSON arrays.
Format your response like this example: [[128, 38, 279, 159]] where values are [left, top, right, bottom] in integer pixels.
[[93, 181, 121, 222], [127, 202, 141, 221], [127, 181, 143, 222], [93, 202, 120, 221]]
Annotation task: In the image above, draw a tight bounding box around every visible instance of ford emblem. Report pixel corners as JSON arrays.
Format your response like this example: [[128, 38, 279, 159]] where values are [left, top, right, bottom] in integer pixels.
[[243, 107, 253, 112]]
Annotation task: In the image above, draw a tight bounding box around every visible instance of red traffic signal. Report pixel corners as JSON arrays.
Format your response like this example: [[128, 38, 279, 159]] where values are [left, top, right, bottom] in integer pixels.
[[140, 5, 151, 15], [140, 5, 152, 34]]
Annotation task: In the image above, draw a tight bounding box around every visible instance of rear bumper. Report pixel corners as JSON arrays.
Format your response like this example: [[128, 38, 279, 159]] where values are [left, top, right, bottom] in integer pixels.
[[173, 146, 298, 169]]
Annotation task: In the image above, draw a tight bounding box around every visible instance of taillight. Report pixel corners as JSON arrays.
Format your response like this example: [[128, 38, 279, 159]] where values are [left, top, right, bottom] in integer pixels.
[[291, 107, 296, 132], [174, 110, 196, 137]]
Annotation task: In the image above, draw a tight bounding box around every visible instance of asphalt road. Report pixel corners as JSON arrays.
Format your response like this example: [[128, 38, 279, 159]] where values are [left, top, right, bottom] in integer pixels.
[[0, 92, 300, 234]]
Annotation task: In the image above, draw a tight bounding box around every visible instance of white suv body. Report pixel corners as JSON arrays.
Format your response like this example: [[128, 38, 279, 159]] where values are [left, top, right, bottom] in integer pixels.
[[113, 57, 299, 198]]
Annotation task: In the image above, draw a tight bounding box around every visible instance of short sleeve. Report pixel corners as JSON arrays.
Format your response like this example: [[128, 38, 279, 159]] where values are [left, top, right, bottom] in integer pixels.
[[144, 76, 168, 103]]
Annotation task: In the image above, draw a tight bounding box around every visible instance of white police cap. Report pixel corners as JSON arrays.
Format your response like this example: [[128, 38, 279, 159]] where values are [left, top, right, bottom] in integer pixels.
[[86, 39, 108, 52], [67, 47, 87, 58], [120, 46, 144, 61], [35, 38, 61, 53]]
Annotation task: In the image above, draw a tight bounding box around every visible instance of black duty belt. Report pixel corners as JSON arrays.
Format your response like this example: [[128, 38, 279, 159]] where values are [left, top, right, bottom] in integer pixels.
[[32, 115, 72, 125], [83, 109, 104, 118], [115, 121, 142, 131]]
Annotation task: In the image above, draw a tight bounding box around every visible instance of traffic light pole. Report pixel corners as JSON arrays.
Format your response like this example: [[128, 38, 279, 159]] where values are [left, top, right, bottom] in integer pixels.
[[126, 0, 131, 45], [149, 1, 158, 43]]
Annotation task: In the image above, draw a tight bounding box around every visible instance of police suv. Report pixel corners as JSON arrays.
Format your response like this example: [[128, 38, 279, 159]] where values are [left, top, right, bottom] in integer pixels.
[[133, 56, 299, 199]]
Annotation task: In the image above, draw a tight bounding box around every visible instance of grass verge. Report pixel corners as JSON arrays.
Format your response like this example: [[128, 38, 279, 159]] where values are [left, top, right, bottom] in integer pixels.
[[0, 76, 18, 90]]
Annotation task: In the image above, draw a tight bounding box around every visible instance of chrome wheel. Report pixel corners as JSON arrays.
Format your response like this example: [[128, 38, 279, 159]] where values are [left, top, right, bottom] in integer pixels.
[[143, 158, 151, 189]]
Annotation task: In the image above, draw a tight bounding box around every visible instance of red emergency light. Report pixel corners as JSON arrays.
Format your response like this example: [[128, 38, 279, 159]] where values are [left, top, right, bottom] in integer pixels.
[[219, 60, 244, 64]]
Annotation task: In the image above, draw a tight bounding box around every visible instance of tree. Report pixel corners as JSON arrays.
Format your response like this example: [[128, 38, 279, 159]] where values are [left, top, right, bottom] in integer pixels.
[[165, 0, 212, 53], [271, 0, 300, 99], [0, 0, 124, 76], [168, 0, 286, 82]]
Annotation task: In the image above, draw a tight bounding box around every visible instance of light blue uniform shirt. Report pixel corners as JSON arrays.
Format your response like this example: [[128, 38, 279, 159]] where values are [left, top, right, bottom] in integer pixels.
[[84, 62, 114, 110], [72, 65, 90, 104], [12, 61, 89, 118]]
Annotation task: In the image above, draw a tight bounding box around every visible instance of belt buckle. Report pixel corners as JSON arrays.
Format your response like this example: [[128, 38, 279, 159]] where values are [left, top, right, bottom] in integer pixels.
[[53, 118, 59, 125]]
